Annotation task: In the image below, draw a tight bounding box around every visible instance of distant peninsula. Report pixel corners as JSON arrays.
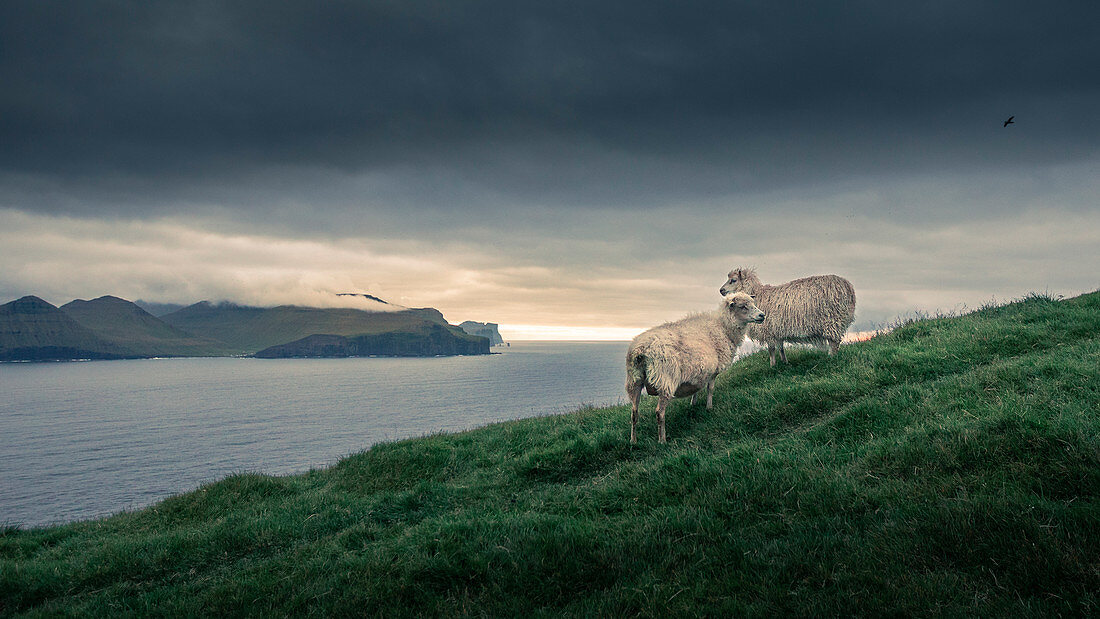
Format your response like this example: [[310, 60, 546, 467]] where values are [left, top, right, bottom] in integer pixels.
[[0, 295, 492, 361], [457, 321, 504, 346]]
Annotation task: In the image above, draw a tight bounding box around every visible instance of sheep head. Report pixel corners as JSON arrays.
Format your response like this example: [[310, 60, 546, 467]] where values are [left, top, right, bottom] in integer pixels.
[[719, 267, 760, 296], [722, 291, 765, 325]]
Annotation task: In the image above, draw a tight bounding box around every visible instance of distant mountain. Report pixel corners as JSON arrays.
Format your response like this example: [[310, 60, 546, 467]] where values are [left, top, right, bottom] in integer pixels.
[[61, 296, 232, 357], [162, 302, 485, 355], [133, 300, 187, 317], [0, 296, 130, 361], [2, 294, 493, 361], [254, 323, 489, 358], [334, 293, 450, 324], [458, 321, 504, 346], [406, 307, 448, 324]]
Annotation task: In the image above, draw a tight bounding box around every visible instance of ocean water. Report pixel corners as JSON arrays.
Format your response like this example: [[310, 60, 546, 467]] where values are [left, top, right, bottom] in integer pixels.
[[0, 342, 628, 528]]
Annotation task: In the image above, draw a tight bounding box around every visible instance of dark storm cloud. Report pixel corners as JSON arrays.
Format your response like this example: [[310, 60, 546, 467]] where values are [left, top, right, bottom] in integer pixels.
[[3, 0, 1099, 217]]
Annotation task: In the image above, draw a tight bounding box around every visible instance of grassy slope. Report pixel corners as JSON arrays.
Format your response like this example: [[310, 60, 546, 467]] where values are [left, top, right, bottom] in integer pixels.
[[2, 292, 1098, 616]]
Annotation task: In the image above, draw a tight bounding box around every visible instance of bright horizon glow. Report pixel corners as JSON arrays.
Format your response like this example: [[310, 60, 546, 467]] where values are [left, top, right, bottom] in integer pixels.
[[498, 324, 643, 341], [499, 326, 891, 344]]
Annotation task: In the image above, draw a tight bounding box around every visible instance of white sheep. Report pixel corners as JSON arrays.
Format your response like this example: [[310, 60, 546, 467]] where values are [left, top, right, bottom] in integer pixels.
[[626, 292, 765, 444], [719, 267, 856, 366]]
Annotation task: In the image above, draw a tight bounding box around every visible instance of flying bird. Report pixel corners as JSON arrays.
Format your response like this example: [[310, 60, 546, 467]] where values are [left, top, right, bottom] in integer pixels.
[[1003, 116, 1015, 127]]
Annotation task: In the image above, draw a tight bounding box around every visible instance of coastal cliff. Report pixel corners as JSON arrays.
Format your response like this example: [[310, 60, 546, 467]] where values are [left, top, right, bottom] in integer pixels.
[[458, 321, 504, 346], [253, 324, 490, 358]]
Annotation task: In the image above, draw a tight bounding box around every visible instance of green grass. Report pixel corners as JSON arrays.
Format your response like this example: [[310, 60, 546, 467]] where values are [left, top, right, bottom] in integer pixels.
[[3, 292, 1099, 616]]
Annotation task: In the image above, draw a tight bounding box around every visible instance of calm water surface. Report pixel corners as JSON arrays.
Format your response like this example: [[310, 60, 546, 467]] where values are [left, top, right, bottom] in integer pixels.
[[1, 342, 627, 528]]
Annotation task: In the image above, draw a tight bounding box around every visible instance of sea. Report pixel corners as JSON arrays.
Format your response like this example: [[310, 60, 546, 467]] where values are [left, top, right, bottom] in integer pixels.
[[0, 341, 628, 529]]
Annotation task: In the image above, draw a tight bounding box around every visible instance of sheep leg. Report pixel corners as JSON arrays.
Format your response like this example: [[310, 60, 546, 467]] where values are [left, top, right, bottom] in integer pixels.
[[689, 393, 696, 406], [627, 382, 643, 444], [656, 395, 669, 444], [777, 342, 788, 364], [706, 379, 715, 409], [828, 339, 840, 356], [767, 344, 778, 367]]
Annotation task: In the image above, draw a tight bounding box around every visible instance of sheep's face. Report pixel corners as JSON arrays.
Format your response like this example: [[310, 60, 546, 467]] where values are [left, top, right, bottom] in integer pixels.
[[720, 268, 750, 295], [724, 292, 765, 324]]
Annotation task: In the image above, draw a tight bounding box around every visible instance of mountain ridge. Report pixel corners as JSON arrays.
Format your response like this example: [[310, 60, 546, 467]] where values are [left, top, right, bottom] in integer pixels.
[[61, 296, 232, 357], [1, 294, 492, 360], [0, 296, 131, 361], [161, 301, 474, 355]]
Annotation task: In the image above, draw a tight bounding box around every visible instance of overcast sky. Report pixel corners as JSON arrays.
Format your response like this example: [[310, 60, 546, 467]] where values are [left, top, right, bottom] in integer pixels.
[[2, 1, 1098, 338]]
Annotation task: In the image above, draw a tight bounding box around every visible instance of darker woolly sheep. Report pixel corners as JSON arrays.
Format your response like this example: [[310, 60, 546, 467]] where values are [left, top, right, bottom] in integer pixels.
[[626, 292, 764, 444], [720, 267, 856, 366]]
